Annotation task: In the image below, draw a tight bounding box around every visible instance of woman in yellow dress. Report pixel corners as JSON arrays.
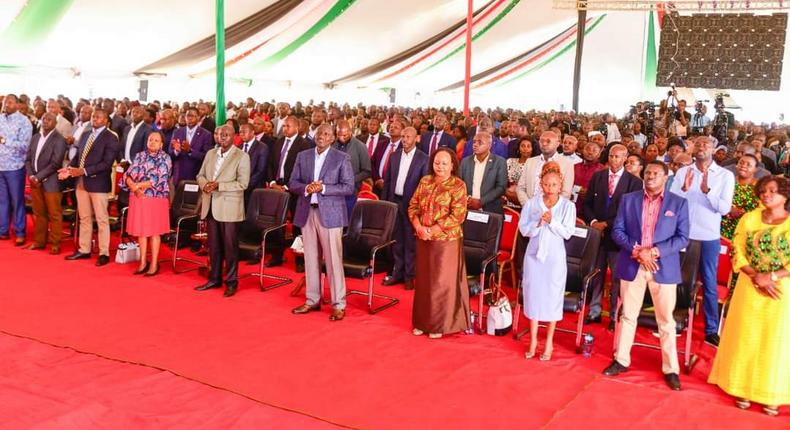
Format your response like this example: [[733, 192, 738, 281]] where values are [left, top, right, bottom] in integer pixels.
[[708, 176, 790, 416]]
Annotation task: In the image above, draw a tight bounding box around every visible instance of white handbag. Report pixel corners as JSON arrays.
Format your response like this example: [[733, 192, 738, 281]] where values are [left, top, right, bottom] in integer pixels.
[[290, 235, 304, 254], [115, 242, 141, 264], [486, 295, 513, 336]]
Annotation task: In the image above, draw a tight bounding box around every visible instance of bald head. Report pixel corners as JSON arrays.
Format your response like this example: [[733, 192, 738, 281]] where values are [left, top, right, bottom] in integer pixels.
[[539, 131, 560, 157]]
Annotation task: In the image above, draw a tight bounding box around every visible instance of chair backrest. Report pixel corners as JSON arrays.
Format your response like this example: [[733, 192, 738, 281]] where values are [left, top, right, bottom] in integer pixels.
[[643, 240, 702, 309], [462, 211, 503, 275], [343, 200, 398, 261], [717, 238, 733, 286], [564, 225, 602, 293], [245, 189, 290, 229], [499, 207, 520, 256], [171, 180, 201, 219]]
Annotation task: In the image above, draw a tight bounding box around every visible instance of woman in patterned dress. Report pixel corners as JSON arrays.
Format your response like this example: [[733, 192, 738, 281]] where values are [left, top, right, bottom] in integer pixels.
[[408, 147, 469, 339], [504, 139, 532, 207], [709, 176, 790, 416], [122, 131, 172, 276], [720, 153, 759, 240]]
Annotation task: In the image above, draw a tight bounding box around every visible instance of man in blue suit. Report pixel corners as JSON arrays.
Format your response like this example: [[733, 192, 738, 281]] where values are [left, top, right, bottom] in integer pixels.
[[603, 160, 689, 391], [418, 114, 456, 156], [290, 124, 355, 321], [169, 107, 213, 187], [381, 126, 428, 290]]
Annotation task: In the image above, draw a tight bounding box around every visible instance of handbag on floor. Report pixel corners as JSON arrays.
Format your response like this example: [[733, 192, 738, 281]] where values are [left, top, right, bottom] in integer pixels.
[[115, 242, 140, 264], [485, 280, 513, 336]]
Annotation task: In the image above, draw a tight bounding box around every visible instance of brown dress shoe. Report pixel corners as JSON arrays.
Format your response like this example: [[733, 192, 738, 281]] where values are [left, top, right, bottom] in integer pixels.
[[14, 238, 26, 246], [24, 243, 45, 250], [329, 308, 345, 321], [292, 303, 320, 314], [404, 279, 415, 290], [50, 247, 60, 255]]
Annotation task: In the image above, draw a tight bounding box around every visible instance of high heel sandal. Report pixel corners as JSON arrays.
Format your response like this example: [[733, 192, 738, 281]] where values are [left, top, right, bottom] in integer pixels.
[[734, 398, 751, 409], [133, 263, 149, 275], [540, 347, 553, 361], [143, 264, 160, 277], [524, 351, 536, 359], [763, 406, 779, 417]]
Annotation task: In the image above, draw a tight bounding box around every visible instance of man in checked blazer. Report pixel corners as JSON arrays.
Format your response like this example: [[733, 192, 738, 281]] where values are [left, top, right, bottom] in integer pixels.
[[194, 125, 250, 298], [24, 113, 66, 254], [459, 131, 507, 214]]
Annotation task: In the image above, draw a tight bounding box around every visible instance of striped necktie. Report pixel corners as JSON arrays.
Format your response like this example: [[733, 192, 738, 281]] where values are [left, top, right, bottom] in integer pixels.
[[79, 132, 97, 169]]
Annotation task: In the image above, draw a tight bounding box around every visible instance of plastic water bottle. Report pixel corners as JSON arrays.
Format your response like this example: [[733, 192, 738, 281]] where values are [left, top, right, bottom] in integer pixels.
[[582, 333, 594, 358]]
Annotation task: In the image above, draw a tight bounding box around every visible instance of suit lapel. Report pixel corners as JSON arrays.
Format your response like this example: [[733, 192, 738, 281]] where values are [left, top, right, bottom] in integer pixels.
[[635, 192, 644, 233], [318, 148, 330, 179]]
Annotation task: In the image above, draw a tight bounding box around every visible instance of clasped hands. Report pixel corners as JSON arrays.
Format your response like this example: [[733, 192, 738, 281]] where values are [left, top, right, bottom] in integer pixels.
[[746, 268, 783, 300], [202, 181, 219, 194], [682, 166, 710, 194], [631, 245, 659, 273], [57, 166, 85, 180], [537, 210, 552, 227], [467, 197, 482, 210], [171, 138, 190, 154], [305, 180, 323, 195]]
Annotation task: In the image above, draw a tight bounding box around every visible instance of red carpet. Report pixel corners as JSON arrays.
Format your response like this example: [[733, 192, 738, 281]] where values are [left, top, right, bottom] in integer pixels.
[[0, 239, 786, 428]]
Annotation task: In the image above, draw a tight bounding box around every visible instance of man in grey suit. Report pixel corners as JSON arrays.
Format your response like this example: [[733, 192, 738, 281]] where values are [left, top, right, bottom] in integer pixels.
[[194, 125, 251, 298], [459, 131, 507, 214], [24, 113, 67, 254], [333, 120, 371, 218], [290, 124, 355, 321]]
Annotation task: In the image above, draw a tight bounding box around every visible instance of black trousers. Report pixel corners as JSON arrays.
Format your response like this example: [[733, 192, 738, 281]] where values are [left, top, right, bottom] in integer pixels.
[[391, 196, 416, 281], [207, 208, 239, 288]]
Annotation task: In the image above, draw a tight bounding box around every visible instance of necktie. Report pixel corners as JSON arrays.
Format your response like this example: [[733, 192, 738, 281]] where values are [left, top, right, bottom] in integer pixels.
[[243, 142, 249, 153], [278, 138, 291, 179], [608, 173, 616, 197], [382, 143, 396, 177], [429, 132, 438, 155], [79, 132, 97, 169], [368, 135, 375, 158]]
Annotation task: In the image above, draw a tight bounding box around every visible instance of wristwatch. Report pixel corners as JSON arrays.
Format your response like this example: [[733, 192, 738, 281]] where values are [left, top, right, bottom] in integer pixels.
[[770, 272, 779, 282]]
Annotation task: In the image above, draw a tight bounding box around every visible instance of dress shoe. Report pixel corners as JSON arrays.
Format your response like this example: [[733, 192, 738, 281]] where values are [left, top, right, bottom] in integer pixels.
[[663, 373, 681, 391], [0, 235, 9, 240], [24, 243, 45, 250], [194, 283, 221, 291], [264, 256, 284, 268], [584, 315, 602, 324], [133, 263, 150, 275], [223, 286, 237, 297], [95, 255, 110, 266], [607, 320, 615, 331], [65, 251, 91, 260], [292, 303, 320, 314], [50, 247, 60, 255], [705, 334, 720, 347], [295, 262, 305, 273], [381, 276, 403, 286], [404, 279, 415, 290], [14, 237, 26, 246], [329, 308, 345, 321], [143, 265, 160, 277], [602, 360, 629, 376]]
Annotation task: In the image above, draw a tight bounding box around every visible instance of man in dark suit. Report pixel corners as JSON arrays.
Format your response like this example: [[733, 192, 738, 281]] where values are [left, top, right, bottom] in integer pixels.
[[169, 107, 213, 187], [419, 114, 456, 156], [372, 119, 402, 195], [198, 102, 216, 133], [358, 117, 389, 161], [381, 126, 428, 289], [582, 144, 643, 329], [239, 123, 269, 204], [290, 124, 355, 321], [266, 115, 314, 268], [103, 99, 128, 137], [333, 120, 371, 218], [59, 109, 120, 266], [459, 131, 507, 214], [602, 160, 689, 391], [24, 113, 67, 254], [118, 105, 152, 213]]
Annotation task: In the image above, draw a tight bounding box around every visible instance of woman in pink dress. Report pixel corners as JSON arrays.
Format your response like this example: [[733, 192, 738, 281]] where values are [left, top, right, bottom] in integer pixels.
[[123, 131, 172, 276]]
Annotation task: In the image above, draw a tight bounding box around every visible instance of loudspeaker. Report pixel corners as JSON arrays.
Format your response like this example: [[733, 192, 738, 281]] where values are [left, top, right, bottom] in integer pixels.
[[138, 80, 149, 102]]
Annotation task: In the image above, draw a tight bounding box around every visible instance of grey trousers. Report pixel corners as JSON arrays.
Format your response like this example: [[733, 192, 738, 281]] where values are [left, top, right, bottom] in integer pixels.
[[303, 207, 346, 309]]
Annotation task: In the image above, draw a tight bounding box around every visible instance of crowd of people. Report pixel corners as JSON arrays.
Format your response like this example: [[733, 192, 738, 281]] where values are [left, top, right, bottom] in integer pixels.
[[0, 92, 787, 415]]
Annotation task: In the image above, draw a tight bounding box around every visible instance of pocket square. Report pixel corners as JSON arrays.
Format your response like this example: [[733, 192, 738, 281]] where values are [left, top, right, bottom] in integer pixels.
[[664, 210, 675, 217]]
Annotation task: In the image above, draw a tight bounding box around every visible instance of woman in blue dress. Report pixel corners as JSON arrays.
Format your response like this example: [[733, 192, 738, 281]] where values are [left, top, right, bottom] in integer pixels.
[[519, 162, 576, 361]]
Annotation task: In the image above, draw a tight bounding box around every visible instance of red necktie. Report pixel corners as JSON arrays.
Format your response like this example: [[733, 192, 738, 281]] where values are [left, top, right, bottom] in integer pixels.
[[382, 143, 396, 177], [368, 135, 375, 158], [429, 132, 438, 155], [608, 173, 616, 197]]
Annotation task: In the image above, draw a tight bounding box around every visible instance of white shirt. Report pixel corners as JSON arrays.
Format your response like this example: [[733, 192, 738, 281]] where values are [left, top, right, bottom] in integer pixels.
[[605, 123, 621, 144], [471, 153, 489, 199], [124, 121, 144, 161], [379, 139, 400, 178], [242, 139, 254, 153], [395, 147, 417, 196], [55, 114, 72, 138], [633, 133, 647, 148], [564, 152, 583, 165], [310, 148, 329, 204], [186, 125, 197, 143], [275, 116, 286, 135], [670, 162, 734, 241], [213, 148, 230, 181], [366, 133, 379, 155], [308, 126, 319, 139], [34, 130, 53, 171]]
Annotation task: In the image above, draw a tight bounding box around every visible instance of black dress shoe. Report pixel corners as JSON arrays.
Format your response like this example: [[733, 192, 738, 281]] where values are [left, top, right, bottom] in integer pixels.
[[223, 286, 237, 297], [65, 251, 91, 260], [381, 276, 403, 286], [95, 255, 110, 266], [705, 334, 720, 347], [292, 303, 320, 314], [264, 257, 284, 268], [602, 360, 629, 376], [584, 315, 602, 324], [664, 373, 681, 391], [607, 320, 615, 332], [404, 279, 415, 290], [195, 283, 221, 291]]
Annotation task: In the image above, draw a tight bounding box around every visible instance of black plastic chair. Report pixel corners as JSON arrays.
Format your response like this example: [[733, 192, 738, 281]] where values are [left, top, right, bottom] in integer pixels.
[[612, 240, 702, 374], [338, 199, 399, 314], [165, 180, 203, 273], [513, 225, 602, 350], [238, 189, 292, 291], [462, 210, 503, 334]]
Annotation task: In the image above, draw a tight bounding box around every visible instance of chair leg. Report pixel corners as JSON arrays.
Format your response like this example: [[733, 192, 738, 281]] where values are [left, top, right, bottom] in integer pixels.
[[242, 236, 292, 291], [612, 296, 622, 356], [684, 307, 696, 374], [167, 225, 206, 274], [346, 265, 400, 314], [575, 298, 587, 352]]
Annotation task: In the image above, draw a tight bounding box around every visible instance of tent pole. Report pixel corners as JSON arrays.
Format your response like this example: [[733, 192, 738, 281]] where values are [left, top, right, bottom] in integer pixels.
[[215, 0, 226, 125], [463, 0, 472, 116], [571, 3, 587, 112]]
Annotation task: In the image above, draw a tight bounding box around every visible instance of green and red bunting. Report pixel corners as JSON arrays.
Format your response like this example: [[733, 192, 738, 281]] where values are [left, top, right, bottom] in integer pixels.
[[0, 0, 75, 49]]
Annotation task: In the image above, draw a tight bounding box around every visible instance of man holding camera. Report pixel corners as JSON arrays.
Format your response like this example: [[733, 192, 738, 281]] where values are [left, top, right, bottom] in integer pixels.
[[670, 100, 691, 138]]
